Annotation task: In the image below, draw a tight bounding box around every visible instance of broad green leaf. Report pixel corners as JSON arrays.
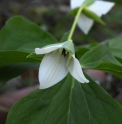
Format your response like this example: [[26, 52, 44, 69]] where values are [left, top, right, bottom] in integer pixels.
[[0, 63, 39, 87], [76, 43, 98, 58], [6, 75, 122, 124], [0, 15, 56, 84], [105, 38, 122, 61], [80, 42, 122, 78], [80, 42, 120, 66], [59, 32, 70, 43], [120, 102, 122, 106], [81, 43, 98, 49], [83, 8, 105, 25], [93, 62, 122, 79], [26, 52, 44, 61], [76, 46, 89, 58], [0, 16, 57, 52], [0, 50, 41, 85], [0, 51, 41, 67], [116, 57, 122, 64]]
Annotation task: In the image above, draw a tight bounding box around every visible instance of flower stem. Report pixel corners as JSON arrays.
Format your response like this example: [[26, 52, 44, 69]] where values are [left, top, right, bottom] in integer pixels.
[[68, 6, 84, 41]]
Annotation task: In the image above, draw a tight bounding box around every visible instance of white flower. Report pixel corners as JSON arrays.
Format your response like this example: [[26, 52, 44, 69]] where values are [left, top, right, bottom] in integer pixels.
[[70, 0, 115, 34], [35, 41, 89, 89]]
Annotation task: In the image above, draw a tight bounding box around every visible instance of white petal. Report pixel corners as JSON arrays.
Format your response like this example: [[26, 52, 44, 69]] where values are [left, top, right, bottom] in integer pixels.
[[77, 13, 94, 34], [88, 1, 115, 17], [38, 52, 68, 89], [35, 43, 63, 55], [68, 55, 89, 83], [70, 0, 85, 9]]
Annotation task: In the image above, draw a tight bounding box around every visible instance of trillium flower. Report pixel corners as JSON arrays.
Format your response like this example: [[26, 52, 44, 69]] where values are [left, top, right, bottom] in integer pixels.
[[70, 0, 115, 34], [35, 41, 89, 89]]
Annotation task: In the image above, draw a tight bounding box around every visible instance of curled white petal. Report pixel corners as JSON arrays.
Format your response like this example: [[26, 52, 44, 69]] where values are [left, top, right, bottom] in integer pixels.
[[38, 52, 68, 89], [70, 0, 85, 9], [35, 43, 63, 54], [68, 55, 89, 83], [88, 1, 115, 17], [77, 13, 94, 34]]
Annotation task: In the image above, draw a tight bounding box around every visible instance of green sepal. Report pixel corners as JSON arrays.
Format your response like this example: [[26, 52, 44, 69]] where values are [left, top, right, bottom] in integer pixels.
[[83, 8, 106, 25], [69, 7, 79, 16], [82, 0, 96, 7], [69, 0, 95, 16], [62, 41, 75, 54]]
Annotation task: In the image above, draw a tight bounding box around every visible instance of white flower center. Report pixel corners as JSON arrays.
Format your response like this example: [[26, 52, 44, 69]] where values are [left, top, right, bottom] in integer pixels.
[[52, 49, 72, 67], [60, 49, 72, 67]]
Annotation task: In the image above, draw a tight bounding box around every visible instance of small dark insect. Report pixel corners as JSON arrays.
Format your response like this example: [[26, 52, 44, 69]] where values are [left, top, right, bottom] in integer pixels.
[[62, 49, 68, 57]]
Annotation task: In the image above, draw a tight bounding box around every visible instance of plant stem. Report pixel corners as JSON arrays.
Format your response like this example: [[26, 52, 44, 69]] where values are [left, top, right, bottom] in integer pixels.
[[68, 6, 84, 41]]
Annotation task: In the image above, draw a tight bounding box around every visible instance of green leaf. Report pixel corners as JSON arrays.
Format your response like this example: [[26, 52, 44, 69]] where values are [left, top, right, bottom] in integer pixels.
[[80, 42, 122, 78], [0, 16, 57, 52], [6, 75, 122, 124], [115, 57, 122, 64], [59, 32, 70, 43], [76, 43, 98, 58], [0, 51, 41, 67], [0, 16, 57, 85], [105, 38, 122, 61], [26, 52, 44, 61], [76, 46, 89, 59], [83, 8, 105, 25], [80, 42, 120, 66], [93, 62, 122, 79], [0, 63, 39, 87], [0, 50, 41, 85]]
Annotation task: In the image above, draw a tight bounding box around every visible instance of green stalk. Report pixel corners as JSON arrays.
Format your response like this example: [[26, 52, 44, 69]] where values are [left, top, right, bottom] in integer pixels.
[[67, 6, 84, 41]]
